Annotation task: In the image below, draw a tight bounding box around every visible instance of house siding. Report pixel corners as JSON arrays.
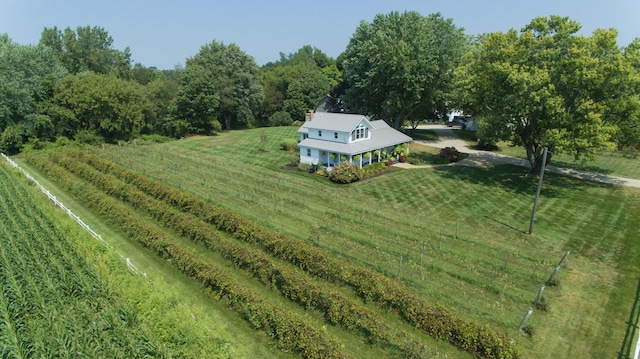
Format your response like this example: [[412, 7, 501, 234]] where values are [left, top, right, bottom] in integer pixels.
[[300, 147, 319, 165]]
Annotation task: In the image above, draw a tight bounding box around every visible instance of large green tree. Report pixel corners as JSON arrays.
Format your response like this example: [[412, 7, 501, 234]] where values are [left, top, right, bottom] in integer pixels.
[[282, 69, 330, 120], [611, 39, 640, 156], [341, 11, 469, 129], [169, 65, 220, 137], [186, 41, 262, 130], [39, 26, 131, 78], [45, 72, 145, 142], [0, 34, 67, 144], [260, 46, 340, 122], [455, 15, 638, 168], [144, 70, 180, 135]]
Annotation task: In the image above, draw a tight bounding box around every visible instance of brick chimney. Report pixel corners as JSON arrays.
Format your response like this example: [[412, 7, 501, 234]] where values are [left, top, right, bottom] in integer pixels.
[[305, 110, 314, 121]]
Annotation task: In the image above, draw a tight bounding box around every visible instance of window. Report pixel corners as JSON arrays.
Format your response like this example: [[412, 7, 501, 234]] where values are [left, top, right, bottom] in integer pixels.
[[351, 124, 367, 141], [306, 149, 311, 156], [334, 132, 338, 139], [318, 130, 322, 137]]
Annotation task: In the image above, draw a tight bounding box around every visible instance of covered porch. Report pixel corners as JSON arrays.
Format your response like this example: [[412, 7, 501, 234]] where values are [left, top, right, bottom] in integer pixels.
[[322, 143, 410, 169]]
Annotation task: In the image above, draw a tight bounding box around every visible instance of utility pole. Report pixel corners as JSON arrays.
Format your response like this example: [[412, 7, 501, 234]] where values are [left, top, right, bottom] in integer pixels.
[[528, 147, 547, 235]]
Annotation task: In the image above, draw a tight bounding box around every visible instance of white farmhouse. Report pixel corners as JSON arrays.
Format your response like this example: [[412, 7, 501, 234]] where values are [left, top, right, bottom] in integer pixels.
[[297, 112, 413, 168]]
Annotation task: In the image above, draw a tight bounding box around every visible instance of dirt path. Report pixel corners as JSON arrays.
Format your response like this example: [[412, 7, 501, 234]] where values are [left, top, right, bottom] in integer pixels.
[[400, 124, 640, 189]]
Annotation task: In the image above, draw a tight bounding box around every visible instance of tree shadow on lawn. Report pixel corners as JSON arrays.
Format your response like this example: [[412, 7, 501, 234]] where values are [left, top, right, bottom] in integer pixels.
[[403, 128, 439, 142], [432, 163, 619, 199], [550, 159, 614, 175]]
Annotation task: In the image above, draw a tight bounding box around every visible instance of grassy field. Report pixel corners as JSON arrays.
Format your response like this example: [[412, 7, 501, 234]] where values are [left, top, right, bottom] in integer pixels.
[[12, 125, 640, 358]]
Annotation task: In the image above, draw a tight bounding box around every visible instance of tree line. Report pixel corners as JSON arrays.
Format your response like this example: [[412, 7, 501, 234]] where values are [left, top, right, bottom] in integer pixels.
[[1, 12, 639, 168]]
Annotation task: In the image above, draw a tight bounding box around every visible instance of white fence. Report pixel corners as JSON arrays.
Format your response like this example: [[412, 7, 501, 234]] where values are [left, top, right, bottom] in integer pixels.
[[1, 153, 146, 277]]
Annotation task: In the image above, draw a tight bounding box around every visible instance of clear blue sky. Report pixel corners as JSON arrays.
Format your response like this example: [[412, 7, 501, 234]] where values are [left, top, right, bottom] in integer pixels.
[[1, 0, 638, 69]]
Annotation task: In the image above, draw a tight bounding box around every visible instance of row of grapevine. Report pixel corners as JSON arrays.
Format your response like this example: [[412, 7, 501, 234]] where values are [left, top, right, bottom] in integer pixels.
[[44, 151, 435, 357], [66, 150, 521, 359], [25, 153, 346, 359], [0, 162, 169, 358]]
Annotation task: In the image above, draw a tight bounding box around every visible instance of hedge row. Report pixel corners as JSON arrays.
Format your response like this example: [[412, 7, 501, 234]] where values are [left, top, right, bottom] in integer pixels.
[[47, 152, 430, 357], [25, 154, 345, 359], [76, 151, 520, 359]]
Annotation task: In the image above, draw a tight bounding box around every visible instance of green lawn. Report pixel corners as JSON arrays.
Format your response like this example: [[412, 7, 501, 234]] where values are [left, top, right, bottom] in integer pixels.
[[454, 131, 640, 179], [12, 126, 640, 358]]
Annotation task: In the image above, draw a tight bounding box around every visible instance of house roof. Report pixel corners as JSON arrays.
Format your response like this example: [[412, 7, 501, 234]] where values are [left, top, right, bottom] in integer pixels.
[[298, 120, 412, 155], [297, 112, 371, 134]]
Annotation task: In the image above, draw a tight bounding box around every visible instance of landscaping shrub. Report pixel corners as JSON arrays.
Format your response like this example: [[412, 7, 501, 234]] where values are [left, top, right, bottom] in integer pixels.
[[280, 138, 298, 152], [328, 161, 362, 184], [439, 146, 461, 162], [361, 162, 387, 178]]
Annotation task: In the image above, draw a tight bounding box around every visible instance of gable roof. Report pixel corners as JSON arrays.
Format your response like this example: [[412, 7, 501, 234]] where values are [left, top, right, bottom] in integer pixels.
[[298, 117, 412, 155], [298, 112, 371, 134]]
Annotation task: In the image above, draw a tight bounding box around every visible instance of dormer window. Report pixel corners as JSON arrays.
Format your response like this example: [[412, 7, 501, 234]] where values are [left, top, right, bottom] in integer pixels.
[[351, 124, 367, 141]]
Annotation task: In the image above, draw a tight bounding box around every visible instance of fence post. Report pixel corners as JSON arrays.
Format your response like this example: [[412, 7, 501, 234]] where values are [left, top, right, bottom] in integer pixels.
[[558, 250, 571, 266], [547, 265, 561, 284], [517, 308, 533, 330], [533, 285, 545, 305]]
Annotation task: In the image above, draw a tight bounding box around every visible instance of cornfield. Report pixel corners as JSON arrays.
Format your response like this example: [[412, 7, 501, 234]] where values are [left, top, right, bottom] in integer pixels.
[[0, 162, 169, 358]]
